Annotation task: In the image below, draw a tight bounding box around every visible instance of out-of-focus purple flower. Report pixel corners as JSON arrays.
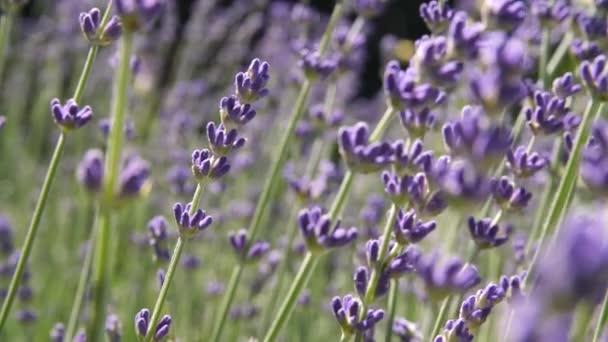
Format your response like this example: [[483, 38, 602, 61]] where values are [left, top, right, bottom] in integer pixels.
[[387, 246, 422, 277], [173, 202, 213, 240], [148, 216, 170, 262], [105, 314, 122, 342], [433, 318, 474, 342], [51, 98, 93, 131], [419, 0, 453, 33], [297, 206, 358, 254], [219, 96, 256, 128], [354, 265, 390, 298], [118, 155, 150, 198], [0, 216, 12, 256], [50, 322, 65, 342], [582, 120, 608, 193], [399, 108, 436, 138], [416, 253, 481, 301], [411, 35, 463, 89], [207, 281, 224, 297], [531, 0, 570, 26], [354, 0, 386, 18], [153, 315, 171, 340], [165, 165, 193, 196], [135, 308, 171, 341], [229, 304, 259, 321], [98, 118, 136, 141], [361, 194, 385, 228], [383, 61, 444, 110], [570, 39, 602, 61], [77, 149, 104, 193], [181, 254, 201, 271], [446, 11, 483, 60], [206, 122, 246, 156], [235, 58, 270, 104], [79, 8, 122, 46], [338, 122, 394, 174], [394, 209, 436, 244], [191, 149, 230, 180], [229, 229, 271, 263], [468, 216, 513, 249], [490, 176, 532, 211], [393, 317, 422, 342], [299, 48, 338, 80], [434, 159, 491, 208], [459, 282, 505, 330], [443, 106, 513, 170], [500, 273, 525, 303], [393, 139, 427, 175], [576, 12, 607, 41], [580, 55, 608, 100], [285, 172, 327, 201], [16, 309, 36, 324], [525, 91, 580, 135], [331, 295, 384, 336], [115, 0, 165, 32], [552, 72, 581, 99], [506, 146, 547, 178], [307, 103, 344, 130], [482, 0, 527, 31]]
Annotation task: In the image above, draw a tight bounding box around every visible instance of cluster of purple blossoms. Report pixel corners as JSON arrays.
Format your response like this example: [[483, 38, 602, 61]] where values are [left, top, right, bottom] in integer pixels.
[[79, 7, 122, 46]]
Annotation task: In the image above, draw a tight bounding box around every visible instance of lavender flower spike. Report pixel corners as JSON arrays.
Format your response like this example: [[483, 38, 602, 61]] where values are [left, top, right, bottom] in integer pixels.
[[219, 96, 256, 128], [50, 98, 93, 131], [105, 314, 122, 342], [50, 322, 65, 342], [419, 0, 453, 33], [148, 216, 170, 262], [235, 58, 270, 104], [191, 149, 230, 180], [153, 315, 171, 341], [459, 283, 505, 331], [506, 146, 547, 178], [433, 319, 474, 342], [118, 155, 151, 198], [206, 122, 246, 156], [331, 295, 384, 337], [115, 0, 165, 32], [338, 122, 394, 174], [393, 209, 436, 244], [416, 253, 481, 301], [228, 229, 271, 264], [79, 8, 122, 46], [134, 308, 150, 340], [490, 176, 532, 211], [297, 206, 358, 255], [298, 48, 338, 80], [580, 55, 608, 100], [173, 202, 213, 240], [552, 72, 581, 99], [393, 317, 423, 342], [467, 216, 513, 249]]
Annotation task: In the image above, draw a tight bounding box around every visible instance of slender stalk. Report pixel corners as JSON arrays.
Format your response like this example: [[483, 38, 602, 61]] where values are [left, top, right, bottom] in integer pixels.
[[593, 289, 608, 342], [429, 298, 451, 339], [547, 32, 573, 77], [571, 304, 592, 341], [385, 279, 399, 342], [263, 252, 319, 342], [65, 210, 99, 342], [0, 14, 14, 83], [0, 133, 66, 331], [539, 29, 550, 89], [145, 183, 205, 341], [210, 3, 346, 338], [73, 46, 99, 103], [89, 31, 134, 340]]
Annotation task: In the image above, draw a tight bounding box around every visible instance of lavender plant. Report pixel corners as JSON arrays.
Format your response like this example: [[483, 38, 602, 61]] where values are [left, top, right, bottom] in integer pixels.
[[1, 0, 608, 341]]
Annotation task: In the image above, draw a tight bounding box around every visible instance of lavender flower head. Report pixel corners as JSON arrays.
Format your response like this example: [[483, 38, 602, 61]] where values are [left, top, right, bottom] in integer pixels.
[[338, 122, 394, 174], [552, 72, 581, 99], [206, 122, 246, 156], [297, 206, 358, 255], [580, 55, 608, 100], [80, 8, 122, 46], [411, 35, 463, 89], [219, 96, 256, 128], [524, 91, 580, 136], [416, 253, 481, 301], [148, 216, 170, 262], [173, 202, 213, 240], [331, 295, 384, 337], [393, 209, 436, 244], [229, 229, 271, 264], [446, 11, 483, 60], [383, 60, 443, 110], [191, 149, 230, 181], [105, 314, 122, 342], [50, 322, 65, 342], [506, 146, 547, 178], [459, 282, 505, 331], [393, 317, 422, 342], [0, 216, 12, 256], [582, 119, 608, 193], [115, 0, 165, 32], [235, 58, 270, 104], [118, 154, 150, 198], [490, 176, 532, 211], [419, 1, 453, 33], [134, 308, 171, 341], [354, 0, 386, 18], [433, 319, 474, 342], [298, 48, 338, 80], [51, 98, 93, 131], [399, 108, 436, 139], [77, 149, 104, 193], [482, 0, 527, 31], [468, 216, 513, 249]]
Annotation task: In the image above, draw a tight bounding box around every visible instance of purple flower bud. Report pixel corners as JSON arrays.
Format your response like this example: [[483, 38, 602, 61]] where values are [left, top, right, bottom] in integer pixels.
[[331, 295, 385, 336], [412, 35, 463, 89], [219, 96, 256, 128], [490, 176, 532, 211], [399, 108, 436, 138], [570, 39, 602, 62], [394, 209, 436, 244], [235, 58, 270, 104], [77, 149, 104, 193], [191, 149, 230, 180], [206, 122, 246, 156], [420, 0, 453, 33], [366, 239, 380, 266], [468, 216, 513, 249], [531, 0, 570, 26], [393, 317, 422, 342], [118, 155, 150, 198], [383, 61, 443, 110], [580, 55, 608, 100], [552, 72, 582, 99], [50, 322, 65, 342], [115, 0, 165, 32], [525, 91, 580, 135], [154, 315, 171, 341], [50, 98, 93, 131], [582, 119, 608, 193], [354, 266, 368, 296], [435, 159, 491, 208], [416, 253, 481, 301], [134, 308, 150, 338], [79, 8, 122, 46], [447, 11, 483, 60], [297, 206, 358, 254], [387, 246, 421, 277], [434, 318, 474, 342], [172, 202, 213, 239], [148, 216, 170, 262], [105, 314, 122, 342], [298, 48, 338, 80], [506, 146, 547, 178], [228, 229, 270, 263], [482, 0, 527, 31], [0, 216, 13, 257], [338, 122, 395, 174], [15, 309, 36, 324]]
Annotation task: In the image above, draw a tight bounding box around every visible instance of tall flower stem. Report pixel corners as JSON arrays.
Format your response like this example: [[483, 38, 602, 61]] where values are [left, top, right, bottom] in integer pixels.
[[0, 2, 111, 327], [89, 31, 134, 340], [210, 3, 345, 339], [385, 279, 399, 342], [539, 28, 550, 89], [429, 297, 450, 339], [592, 289, 608, 342], [0, 13, 14, 84], [262, 107, 396, 342], [65, 207, 99, 342], [145, 183, 205, 342]]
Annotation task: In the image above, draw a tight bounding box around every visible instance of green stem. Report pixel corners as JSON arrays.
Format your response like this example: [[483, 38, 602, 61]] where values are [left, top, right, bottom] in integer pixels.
[[73, 46, 99, 103], [263, 252, 319, 342], [145, 183, 205, 341], [0, 14, 14, 84], [210, 265, 243, 341], [429, 298, 451, 339], [593, 289, 608, 342], [65, 209, 99, 342], [385, 279, 399, 342], [527, 100, 603, 284], [547, 32, 573, 77], [571, 304, 592, 341], [539, 28, 550, 89], [89, 31, 134, 340], [0, 133, 66, 331]]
